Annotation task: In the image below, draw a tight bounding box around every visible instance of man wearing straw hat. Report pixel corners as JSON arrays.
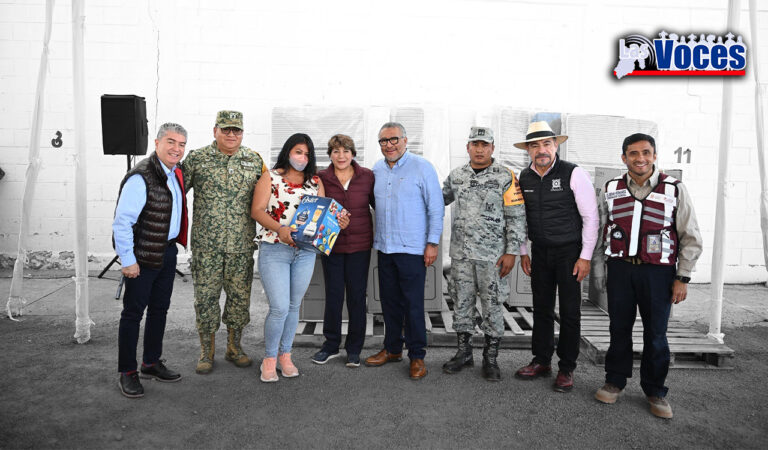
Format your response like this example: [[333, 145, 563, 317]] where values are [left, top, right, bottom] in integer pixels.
[[513, 121, 599, 393]]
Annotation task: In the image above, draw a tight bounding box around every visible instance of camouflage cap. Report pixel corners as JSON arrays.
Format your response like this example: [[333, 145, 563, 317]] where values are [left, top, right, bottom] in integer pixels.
[[468, 126, 494, 143], [216, 110, 244, 130]]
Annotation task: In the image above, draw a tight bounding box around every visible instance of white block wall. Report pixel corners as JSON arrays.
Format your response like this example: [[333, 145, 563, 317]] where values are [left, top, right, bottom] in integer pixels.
[[0, 0, 766, 283]]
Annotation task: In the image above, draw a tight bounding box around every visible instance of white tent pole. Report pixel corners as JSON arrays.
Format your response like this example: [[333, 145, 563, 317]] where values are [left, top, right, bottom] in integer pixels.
[[709, 0, 741, 343], [7, 0, 55, 320], [749, 0, 768, 279], [72, 0, 92, 344]]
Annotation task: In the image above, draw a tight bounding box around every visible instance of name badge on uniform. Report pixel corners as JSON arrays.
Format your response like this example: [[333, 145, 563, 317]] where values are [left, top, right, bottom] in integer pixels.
[[241, 161, 254, 168], [647, 235, 661, 253], [647, 192, 677, 207], [605, 189, 630, 201]]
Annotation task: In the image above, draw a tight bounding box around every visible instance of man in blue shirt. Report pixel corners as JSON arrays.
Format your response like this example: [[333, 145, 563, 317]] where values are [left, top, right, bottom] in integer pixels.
[[364, 122, 444, 380], [112, 123, 188, 398]]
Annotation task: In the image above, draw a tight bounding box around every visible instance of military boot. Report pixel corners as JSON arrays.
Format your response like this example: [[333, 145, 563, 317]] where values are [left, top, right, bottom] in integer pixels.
[[225, 327, 252, 368], [482, 335, 501, 382], [196, 332, 215, 375], [442, 332, 474, 374]]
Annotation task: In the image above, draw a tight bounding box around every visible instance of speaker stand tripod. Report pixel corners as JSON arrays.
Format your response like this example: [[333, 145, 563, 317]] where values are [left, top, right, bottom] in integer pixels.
[[98, 155, 186, 300]]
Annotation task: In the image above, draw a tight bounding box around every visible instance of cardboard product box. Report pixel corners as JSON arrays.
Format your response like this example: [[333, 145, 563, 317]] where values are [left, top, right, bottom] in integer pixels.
[[289, 195, 344, 255]]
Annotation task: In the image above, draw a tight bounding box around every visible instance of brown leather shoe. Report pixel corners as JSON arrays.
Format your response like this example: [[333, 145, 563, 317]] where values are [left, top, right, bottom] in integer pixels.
[[553, 371, 574, 392], [409, 359, 427, 380], [515, 360, 552, 379], [364, 349, 403, 367]]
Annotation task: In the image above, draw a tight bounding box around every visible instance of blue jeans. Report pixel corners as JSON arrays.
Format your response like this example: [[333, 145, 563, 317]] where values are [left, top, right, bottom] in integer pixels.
[[258, 242, 316, 358], [377, 252, 427, 360]]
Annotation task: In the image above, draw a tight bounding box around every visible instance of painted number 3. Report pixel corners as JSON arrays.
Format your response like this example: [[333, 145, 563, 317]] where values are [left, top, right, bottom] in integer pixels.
[[674, 147, 691, 164]]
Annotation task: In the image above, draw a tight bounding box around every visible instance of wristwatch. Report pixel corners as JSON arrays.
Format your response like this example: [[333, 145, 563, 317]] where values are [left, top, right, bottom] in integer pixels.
[[674, 275, 690, 284], [427, 242, 439, 248]]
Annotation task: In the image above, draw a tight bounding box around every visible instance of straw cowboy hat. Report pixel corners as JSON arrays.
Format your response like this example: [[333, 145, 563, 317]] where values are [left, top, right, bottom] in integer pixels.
[[513, 121, 568, 149]]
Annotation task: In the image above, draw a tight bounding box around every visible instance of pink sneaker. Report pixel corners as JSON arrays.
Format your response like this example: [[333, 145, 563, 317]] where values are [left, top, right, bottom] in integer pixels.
[[260, 357, 278, 383], [277, 353, 299, 377]]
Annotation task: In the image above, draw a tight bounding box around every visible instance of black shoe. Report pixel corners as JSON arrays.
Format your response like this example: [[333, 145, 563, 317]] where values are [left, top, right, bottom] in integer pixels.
[[139, 360, 182, 382], [119, 372, 144, 398], [443, 332, 474, 374], [311, 349, 341, 365], [481, 335, 501, 382], [346, 354, 361, 368]]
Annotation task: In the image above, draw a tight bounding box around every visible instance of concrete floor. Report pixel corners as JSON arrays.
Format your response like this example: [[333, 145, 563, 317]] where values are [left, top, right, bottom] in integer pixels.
[[1, 270, 767, 449]]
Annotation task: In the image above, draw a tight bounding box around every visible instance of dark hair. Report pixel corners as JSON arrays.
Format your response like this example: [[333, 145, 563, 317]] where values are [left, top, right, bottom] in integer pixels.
[[273, 133, 317, 184], [327, 134, 357, 157], [622, 133, 656, 155]]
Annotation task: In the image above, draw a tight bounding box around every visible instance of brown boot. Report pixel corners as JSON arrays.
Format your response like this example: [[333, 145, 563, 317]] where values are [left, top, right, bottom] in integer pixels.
[[225, 328, 252, 368], [196, 332, 215, 374]]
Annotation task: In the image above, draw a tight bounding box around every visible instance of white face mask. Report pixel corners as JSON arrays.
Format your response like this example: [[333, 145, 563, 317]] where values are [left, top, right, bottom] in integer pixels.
[[289, 156, 308, 172]]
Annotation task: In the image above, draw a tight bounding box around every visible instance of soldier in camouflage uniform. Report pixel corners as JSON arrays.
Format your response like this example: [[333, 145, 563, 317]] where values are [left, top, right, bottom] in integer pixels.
[[181, 111, 267, 374], [441, 127, 526, 381]]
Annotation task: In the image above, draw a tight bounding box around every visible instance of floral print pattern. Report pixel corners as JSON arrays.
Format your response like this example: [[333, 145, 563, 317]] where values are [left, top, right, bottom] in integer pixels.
[[261, 170, 319, 244]]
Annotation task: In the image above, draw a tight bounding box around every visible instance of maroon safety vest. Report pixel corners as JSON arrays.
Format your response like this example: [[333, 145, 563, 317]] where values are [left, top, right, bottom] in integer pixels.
[[603, 173, 680, 265]]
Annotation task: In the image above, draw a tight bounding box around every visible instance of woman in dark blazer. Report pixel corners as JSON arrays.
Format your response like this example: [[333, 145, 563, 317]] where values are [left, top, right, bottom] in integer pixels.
[[311, 134, 375, 367]]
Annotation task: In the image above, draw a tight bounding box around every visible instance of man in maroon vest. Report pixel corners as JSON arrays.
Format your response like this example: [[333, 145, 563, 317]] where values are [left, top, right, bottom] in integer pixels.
[[594, 133, 702, 419], [113, 123, 189, 398]]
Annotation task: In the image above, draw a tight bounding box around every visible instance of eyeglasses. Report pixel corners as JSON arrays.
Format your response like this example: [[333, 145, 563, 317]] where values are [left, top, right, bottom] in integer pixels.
[[378, 136, 403, 147], [219, 127, 243, 136]]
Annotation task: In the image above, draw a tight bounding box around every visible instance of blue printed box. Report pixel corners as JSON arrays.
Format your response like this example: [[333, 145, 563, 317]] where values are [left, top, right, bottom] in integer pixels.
[[288, 195, 343, 255]]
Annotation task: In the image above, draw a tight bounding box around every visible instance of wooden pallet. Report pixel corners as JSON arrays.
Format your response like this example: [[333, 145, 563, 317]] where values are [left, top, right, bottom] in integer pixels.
[[580, 302, 735, 369], [293, 314, 386, 348], [294, 295, 552, 349], [426, 296, 551, 349]]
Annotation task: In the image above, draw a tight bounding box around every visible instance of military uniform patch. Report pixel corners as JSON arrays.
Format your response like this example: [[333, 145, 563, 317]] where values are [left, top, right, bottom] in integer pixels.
[[502, 171, 524, 206]]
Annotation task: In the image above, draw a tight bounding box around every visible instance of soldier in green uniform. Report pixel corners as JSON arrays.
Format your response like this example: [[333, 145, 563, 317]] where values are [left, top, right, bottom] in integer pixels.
[[441, 127, 526, 381], [181, 110, 267, 374]]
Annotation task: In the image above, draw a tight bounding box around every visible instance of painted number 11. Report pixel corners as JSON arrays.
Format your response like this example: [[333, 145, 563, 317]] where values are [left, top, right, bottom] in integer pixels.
[[674, 147, 691, 163]]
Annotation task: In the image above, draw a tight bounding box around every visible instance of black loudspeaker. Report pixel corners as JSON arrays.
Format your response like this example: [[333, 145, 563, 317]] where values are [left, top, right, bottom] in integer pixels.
[[101, 94, 149, 155]]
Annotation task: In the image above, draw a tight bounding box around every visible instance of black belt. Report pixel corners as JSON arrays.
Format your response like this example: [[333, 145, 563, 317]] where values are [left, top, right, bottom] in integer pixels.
[[622, 256, 644, 265], [168, 238, 177, 247]]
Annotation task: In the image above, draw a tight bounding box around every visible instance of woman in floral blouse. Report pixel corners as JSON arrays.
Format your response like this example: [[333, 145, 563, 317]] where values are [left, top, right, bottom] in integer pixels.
[[251, 133, 348, 382]]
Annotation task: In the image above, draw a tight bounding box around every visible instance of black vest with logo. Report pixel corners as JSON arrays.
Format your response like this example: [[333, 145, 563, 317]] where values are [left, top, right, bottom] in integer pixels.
[[519, 157, 582, 248], [114, 152, 175, 269]]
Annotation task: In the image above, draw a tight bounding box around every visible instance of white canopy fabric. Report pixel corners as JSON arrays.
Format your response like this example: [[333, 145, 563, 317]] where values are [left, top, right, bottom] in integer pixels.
[[7, 0, 93, 344], [7, 0, 55, 321], [72, 0, 93, 344], [749, 0, 768, 275]]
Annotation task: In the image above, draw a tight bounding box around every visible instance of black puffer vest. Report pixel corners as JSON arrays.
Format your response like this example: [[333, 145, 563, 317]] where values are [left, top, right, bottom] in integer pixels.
[[114, 152, 176, 269], [519, 157, 582, 248]]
